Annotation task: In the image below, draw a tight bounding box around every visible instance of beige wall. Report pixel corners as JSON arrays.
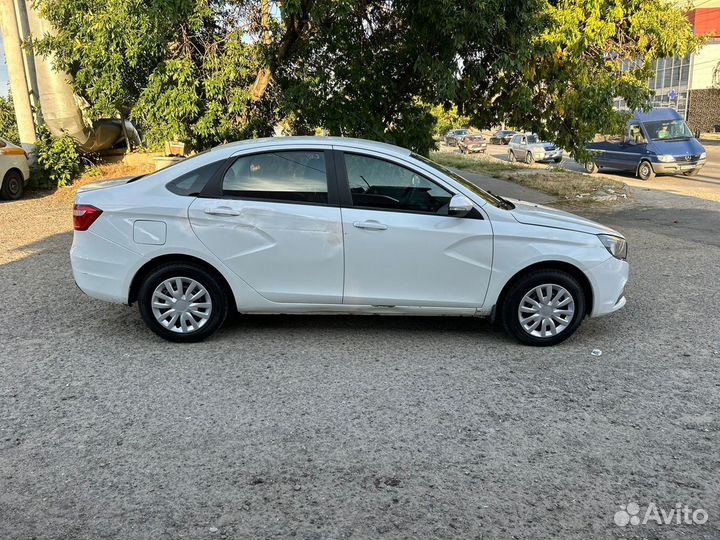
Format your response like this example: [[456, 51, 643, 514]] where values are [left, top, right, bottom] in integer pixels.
[[690, 43, 720, 89]]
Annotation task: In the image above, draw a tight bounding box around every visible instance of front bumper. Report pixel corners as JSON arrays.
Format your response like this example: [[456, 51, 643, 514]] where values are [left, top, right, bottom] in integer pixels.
[[652, 159, 706, 174], [587, 256, 629, 318], [536, 150, 563, 162], [464, 145, 487, 153]]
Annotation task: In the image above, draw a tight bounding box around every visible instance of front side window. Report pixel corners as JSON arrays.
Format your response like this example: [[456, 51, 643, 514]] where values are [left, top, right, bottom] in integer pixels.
[[628, 124, 647, 144], [222, 151, 328, 204], [344, 153, 452, 214]]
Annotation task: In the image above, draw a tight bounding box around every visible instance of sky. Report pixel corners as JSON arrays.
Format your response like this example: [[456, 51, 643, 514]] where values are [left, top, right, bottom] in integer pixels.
[[0, 34, 9, 97]]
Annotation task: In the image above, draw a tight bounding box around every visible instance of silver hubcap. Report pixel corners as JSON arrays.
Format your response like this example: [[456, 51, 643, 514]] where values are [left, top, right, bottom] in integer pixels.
[[151, 277, 212, 333], [518, 284, 575, 338]]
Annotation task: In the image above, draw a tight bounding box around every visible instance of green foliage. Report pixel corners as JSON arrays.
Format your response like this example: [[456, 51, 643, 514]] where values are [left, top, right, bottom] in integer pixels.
[[0, 95, 20, 144], [33, 0, 702, 159], [33, 124, 83, 188], [429, 104, 471, 138]]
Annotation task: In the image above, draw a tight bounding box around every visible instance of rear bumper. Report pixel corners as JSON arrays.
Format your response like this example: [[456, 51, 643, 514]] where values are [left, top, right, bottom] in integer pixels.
[[587, 256, 629, 318], [70, 230, 138, 304]]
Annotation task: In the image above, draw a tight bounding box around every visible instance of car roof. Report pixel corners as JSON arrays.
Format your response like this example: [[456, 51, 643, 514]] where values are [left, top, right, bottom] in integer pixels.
[[211, 136, 412, 158], [632, 108, 683, 123]]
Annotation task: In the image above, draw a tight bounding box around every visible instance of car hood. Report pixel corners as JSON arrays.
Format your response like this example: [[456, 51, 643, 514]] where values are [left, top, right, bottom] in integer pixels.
[[528, 142, 556, 151], [650, 138, 705, 157], [507, 199, 622, 236]]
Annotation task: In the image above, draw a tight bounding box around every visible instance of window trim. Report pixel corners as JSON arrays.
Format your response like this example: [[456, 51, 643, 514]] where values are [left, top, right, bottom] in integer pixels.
[[333, 149, 482, 219], [199, 148, 340, 207]]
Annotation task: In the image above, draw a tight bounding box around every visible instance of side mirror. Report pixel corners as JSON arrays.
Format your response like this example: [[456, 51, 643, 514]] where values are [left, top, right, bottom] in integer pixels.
[[449, 194, 474, 217]]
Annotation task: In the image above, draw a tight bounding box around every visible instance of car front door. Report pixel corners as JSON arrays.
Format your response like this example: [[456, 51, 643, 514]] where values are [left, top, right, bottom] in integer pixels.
[[335, 150, 493, 308], [618, 123, 649, 172], [188, 148, 344, 304]]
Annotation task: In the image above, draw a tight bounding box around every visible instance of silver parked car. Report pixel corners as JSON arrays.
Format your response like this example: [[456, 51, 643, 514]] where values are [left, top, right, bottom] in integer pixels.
[[444, 128, 470, 146], [508, 133, 563, 164]]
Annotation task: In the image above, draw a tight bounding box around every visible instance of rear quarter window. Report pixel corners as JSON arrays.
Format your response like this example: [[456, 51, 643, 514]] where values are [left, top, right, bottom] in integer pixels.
[[166, 160, 225, 196]]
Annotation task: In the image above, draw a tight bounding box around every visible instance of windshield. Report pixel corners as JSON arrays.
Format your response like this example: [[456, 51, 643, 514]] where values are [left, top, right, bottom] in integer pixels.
[[644, 119, 693, 141], [412, 154, 507, 208], [526, 135, 539, 144]]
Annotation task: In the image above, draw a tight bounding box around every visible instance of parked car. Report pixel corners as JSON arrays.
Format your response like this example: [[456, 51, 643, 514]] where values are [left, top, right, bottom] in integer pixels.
[[457, 134, 487, 154], [70, 137, 628, 346], [444, 128, 470, 146], [508, 133, 563, 164], [0, 138, 30, 200], [489, 130, 518, 145], [584, 108, 706, 180]]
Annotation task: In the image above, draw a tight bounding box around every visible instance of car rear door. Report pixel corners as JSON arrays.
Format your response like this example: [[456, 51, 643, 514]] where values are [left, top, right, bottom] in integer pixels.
[[334, 149, 493, 308], [188, 147, 344, 304]]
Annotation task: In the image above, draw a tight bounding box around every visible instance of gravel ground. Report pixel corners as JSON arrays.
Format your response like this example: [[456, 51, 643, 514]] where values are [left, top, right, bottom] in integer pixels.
[[1, 183, 719, 539]]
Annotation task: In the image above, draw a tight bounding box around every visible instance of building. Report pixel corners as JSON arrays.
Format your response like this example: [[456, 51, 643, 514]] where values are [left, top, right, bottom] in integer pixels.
[[614, 0, 720, 132]]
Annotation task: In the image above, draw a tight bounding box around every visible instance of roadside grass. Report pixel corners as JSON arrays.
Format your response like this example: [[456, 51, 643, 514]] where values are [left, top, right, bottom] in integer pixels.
[[51, 157, 157, 202], [430, 151, 629, 204]]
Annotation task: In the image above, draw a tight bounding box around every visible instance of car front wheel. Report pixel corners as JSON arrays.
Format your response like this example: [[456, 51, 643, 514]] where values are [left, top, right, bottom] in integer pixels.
[[637, 161, 655, 181], [501, 269, 586, 346], [1, 170, 25, 200], [138, 263, 228, 342], [525, 152, 534, 165], [508, 150, 516, 163]]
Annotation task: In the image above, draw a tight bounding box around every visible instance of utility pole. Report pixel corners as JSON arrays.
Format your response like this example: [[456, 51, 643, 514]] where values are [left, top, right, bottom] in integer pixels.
[[0, 0, 36, 152]]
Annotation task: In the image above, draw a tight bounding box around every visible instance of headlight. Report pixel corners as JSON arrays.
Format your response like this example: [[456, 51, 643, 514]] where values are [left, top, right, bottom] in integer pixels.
[[700, 152, 706, 159], [598, 234, 627, 260], [657, 155, 675, 163]]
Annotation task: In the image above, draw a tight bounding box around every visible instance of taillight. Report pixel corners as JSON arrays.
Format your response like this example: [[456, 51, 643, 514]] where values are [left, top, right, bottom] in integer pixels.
[[73, 204, 103, 231]]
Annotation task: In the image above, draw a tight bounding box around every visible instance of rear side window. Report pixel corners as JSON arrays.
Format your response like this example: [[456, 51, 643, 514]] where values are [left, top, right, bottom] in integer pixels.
[[167, 160, 224, 196], [222, 151, 328, 204]]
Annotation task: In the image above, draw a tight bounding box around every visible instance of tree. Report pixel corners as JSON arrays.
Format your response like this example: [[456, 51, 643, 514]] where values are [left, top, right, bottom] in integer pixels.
[[0, 95, 20, 144], [32, 0, 702, 157]]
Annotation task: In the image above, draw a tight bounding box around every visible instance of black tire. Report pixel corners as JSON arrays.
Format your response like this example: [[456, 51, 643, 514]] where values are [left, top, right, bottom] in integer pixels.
[[1, 170, 25, 200], [553, 157, 562, 164], [525, 152, 534, 165], [584, 161, 599, 174], [508, 150, 516, 163], [138, 263, 228, 342], [501, 269, 586, 346], [637, 161, 655, 181]]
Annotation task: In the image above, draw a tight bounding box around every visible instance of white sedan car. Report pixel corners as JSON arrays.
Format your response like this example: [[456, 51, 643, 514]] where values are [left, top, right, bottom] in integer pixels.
[[0, 138, 30, 200], [70, 137, 628, 346]]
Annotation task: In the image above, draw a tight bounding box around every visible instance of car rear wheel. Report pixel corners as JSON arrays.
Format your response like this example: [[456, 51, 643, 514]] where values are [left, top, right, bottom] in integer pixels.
[[1, 170, 25, 200], [525, 152, 534, 165], [138, 263, 228, 342], [501, 269, 586, 346], [584, 161, 598, 174], [637, 161, 655, 181]]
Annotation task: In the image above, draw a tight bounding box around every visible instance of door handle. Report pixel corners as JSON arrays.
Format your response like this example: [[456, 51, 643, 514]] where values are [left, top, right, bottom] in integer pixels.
[[204, 206, 240, 216], [353, 221, 388, 230]]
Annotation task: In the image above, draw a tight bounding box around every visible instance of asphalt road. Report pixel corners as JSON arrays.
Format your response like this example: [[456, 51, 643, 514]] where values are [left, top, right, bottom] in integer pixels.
[[1, 181, 719, 539], [483, 140, 720, 201]]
